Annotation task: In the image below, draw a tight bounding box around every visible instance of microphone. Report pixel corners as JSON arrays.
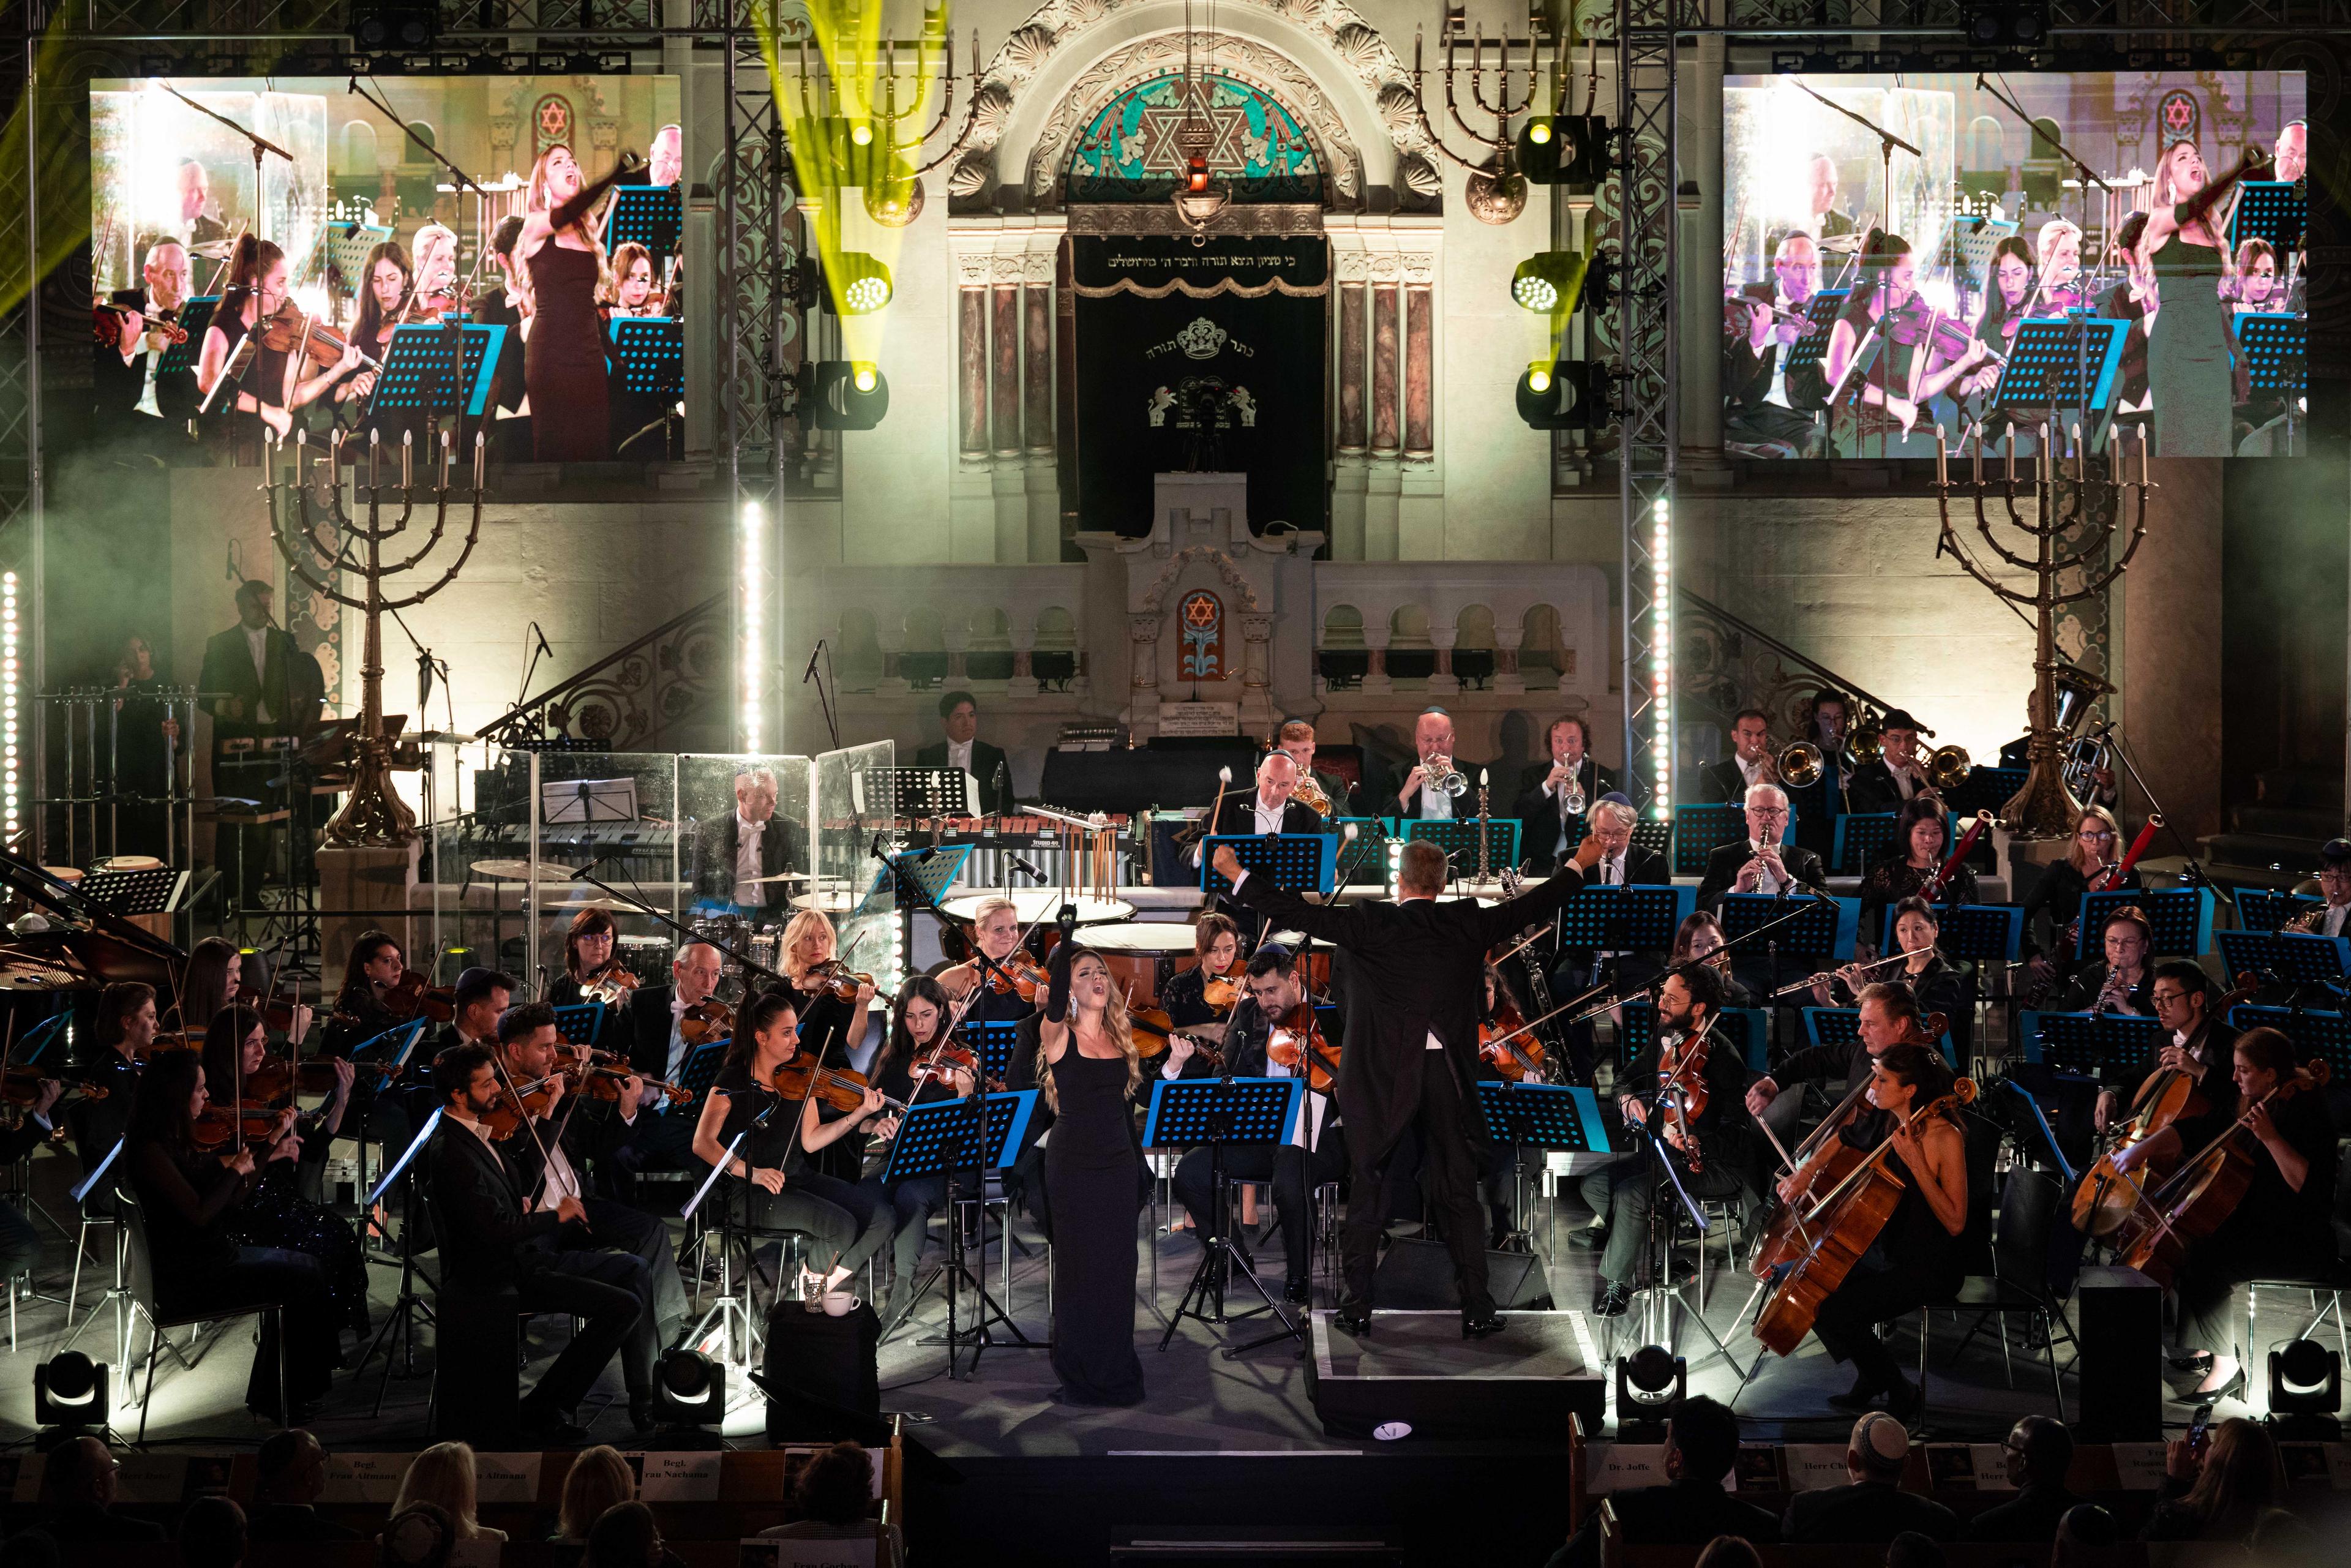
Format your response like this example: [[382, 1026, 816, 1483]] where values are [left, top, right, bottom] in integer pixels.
[[802, 640, 825, 685], [568, 855, 608, 881], [1009, 855, 1047, 882]]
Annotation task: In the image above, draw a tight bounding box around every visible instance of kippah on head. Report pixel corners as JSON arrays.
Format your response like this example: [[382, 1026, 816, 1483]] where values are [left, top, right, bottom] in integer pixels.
[[1853, 1411, 1908, 1473]]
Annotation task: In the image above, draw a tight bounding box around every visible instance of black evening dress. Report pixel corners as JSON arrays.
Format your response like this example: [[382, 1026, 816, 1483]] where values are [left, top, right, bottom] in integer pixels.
[[1044, 1045, 1146, 1406], [2147, 228, 2230, 457], [524, 242, 610, 462]]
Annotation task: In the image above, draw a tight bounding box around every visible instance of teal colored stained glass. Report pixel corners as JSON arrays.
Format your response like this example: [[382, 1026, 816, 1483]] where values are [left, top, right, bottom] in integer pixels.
[[1065, 71, 1323, 204]]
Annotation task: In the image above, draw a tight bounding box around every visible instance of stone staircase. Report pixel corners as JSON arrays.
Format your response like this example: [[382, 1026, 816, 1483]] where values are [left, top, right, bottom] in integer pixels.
[[2197, 767, 2347, 889]]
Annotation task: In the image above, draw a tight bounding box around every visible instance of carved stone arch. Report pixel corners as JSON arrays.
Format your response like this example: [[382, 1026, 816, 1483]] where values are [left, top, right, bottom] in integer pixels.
[[951, 0, 1433, 213], [1138, 546, 1261, 613], [1025, 34, 1362, 211]]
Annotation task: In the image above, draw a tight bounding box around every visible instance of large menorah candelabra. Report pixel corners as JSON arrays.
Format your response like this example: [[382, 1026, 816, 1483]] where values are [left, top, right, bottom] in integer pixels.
[[1933, 421, 2152, 839], [262, 427, 487, 847]]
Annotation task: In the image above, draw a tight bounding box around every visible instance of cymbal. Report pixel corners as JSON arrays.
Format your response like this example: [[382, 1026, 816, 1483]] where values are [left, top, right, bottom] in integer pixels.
[[416, 730, 478, 745], [189, 240, 236, 260], [746, 870, 812, 884], [470, 859, 540, 881]]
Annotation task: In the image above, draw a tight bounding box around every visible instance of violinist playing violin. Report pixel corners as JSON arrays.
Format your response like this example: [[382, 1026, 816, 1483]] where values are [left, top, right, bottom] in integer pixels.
[[549, 907, 635, 1011], [616, 942, 726, 1179], [1573, 965, 1751, 1318], [1824, 232, 1988, 460], [96, 236, 199, 454], [1474, 964, 1540, 1249], [937, 896, 1043, 1024], [2101, 1028, 2335, 1401], [490, 1002, 684, 1434], [1158, 912, 1245, 1046], [1166, 944, 1346, 1307], [858, 976, 980, 1326], [1799, 1043, 1969, 1420], [1723, 230, 1829, 459], [322, 929, 408, 1056]]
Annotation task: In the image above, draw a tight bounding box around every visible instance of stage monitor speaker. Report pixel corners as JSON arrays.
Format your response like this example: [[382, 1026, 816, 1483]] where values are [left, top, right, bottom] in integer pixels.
[[2074, 1265, 2164, 1441], [762, 1299, 882, 1441], [1372, 1237, 1553, 1310]]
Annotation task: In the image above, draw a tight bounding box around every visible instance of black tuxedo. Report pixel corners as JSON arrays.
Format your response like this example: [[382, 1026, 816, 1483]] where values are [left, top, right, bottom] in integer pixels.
[[618, 983, 683, 1081], [95, 288, 199, 440], [1694, 838, 1828, 912], [427, 1116, 643, 1420], [1512, 758, 1619, 871], [197, 621, 301, 743], [1782, 1479, 1957, 1544], [1847, 757, 1929, 816], [1548, 1478, 1780, 1568], [689, 811, 807, 913], [1231, 861, 1592, 1313], [611, 984, 704, 1177], [914, 739, 1014, 816], [1700, 757, 1771, 805]]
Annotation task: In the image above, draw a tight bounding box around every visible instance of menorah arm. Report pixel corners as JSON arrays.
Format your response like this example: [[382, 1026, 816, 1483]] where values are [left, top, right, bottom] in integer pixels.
[[1441, 37, 1512, 154], [1940, 535, 2038, 606], [1465, 31, 1537, 121], [1967, 502, 2046, 574], [1411, 33, 1505, 170], [911, 34, 983, 174], [379, 492, 485, 612]]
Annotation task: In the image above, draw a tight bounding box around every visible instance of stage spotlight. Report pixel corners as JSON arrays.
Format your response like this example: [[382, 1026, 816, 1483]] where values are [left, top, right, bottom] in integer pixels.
[[648, 1348, 728, 1446], [1515, 359, 1613, 432], [1511, 251, 1587, 314], [800, 362, 890, 431], [34, 1351, 111, 1447], [1961, 0, 2049, 48], [825, 252, 894, 315], [2267, 1338, 2342, 1439], [1614, 1343, 1685, 1442], [1515, 114, 1609, 186], [351, 0, 436, 51]]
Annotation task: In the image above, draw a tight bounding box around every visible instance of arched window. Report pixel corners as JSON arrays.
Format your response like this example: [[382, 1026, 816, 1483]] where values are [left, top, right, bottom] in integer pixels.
[[1065, 70, 1322, 204]]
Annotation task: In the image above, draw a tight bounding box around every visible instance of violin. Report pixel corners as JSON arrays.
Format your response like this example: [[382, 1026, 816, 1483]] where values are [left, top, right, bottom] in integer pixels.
[[1654, 1015, 1717, 1171], [554, 1042, 694, 1106], [1752, 1076, 1977, 1356], [580, 962, 642, 1007], [381, 969, 456, 1025], [809, 961, 876, 1002], [476, 1073, 564, 1142], [253, 298, 383, 374], [1200, 973, 1243, 1014], [983, 953, 1047, 1002], [242, 1054, 346, 1102], [911, 1041, 1005, 1095], [1479, 997, 1545, 1082], [1128, 1006, 1224, 1070], [1265, 1001, 1340, 1095], [680, 997, 735, 1046], [2070, 971, 2258, 1239], [0, 1067, 105, 1112], [234, 981, 309, 1038], [770, 1056, 906, 1117], [2108, 1059, 2330, 1289], [191, 1102, 294, 1152], [94, 301, 187, 351]]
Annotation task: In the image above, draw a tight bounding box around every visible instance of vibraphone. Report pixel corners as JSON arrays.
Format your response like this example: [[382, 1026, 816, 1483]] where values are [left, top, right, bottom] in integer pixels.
[[910, 808, 1139, 898]]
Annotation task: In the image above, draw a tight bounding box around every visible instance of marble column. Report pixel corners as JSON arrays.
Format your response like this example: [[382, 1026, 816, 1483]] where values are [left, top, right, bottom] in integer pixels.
[[958, 287, 989, 458], [1239, 612, 1275, 732], [1338, 283, 1367, 454], [992, 284, 1021, 458], [1371, 284, 1400, 456], [1024, 274, 1059, 564], [1493, 625, 1526, 696], [943, 624, 970, 685], [1360, 626, 1393, 696], [1425, 626, 1460, 696], [1404, 283, 1434, 459], [1128, 613, 1164, 730], [1007, 626, 1040, 699]]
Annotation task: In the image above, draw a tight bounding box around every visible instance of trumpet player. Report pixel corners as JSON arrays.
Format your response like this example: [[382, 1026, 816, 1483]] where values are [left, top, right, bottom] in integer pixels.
[[1701, 709, 1779, 805], [1395, 707, 1463, 820], [1513, 715, 1618, 871], [1275, 718, 1355, 819], [1848, 709, 1934, 812], [2300, 839, 2351, 938]]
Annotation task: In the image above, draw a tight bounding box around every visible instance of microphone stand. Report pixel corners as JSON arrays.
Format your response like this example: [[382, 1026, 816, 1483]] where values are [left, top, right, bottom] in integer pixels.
[[1788, 77, 1921, 246], [1974, 72, 2112, 431], [154, 80, 293, 244], [350, 74, 495, 306]]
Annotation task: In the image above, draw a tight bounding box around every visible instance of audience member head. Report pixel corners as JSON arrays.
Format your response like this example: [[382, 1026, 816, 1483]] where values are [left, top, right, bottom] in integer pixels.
[[558, 1447, 637, 1545], [1692, 1539, 1763, 1568], [179, 1496, 248, 1568], [378, 1502, 454, 1568], [1848, 1411, 1908, 1484], [1884, 1532, 1943, 1568], [2051, 1503, 2120, 1568], [2005, 1413, 2074, 1491], [791, 1441, 874, 1528], [1663, 1396, 1740, 1486], [392, 1443, 484, 1539], [37, 1435, 119, 1510], [255, 1428, 329, 1506], [583, 1501, 662, 1568], [2180, 1416, 2284, 1542]]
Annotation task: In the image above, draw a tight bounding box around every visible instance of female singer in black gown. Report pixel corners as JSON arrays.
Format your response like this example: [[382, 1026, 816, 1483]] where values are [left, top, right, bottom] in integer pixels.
[[1038, 940, 1146, 1406], [2138, 138, 2263, 457], [1800, 1041, 1968, 1418], [200, 1004, 369, 1335], [516, 143, 617, 462]]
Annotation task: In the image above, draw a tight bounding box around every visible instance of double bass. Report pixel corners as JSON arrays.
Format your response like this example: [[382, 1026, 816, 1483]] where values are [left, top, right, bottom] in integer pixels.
[[1752, 1076, 1977, 1356], [2069, 972, 2256, 1238]]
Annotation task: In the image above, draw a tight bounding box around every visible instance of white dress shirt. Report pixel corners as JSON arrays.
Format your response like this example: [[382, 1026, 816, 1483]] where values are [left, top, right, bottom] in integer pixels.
[[244, 625, 275, 723], [667, 992, 693, 1082], [732, 813, 766, 907], [1738, 754, 1771, 789], [1418, 778, 1453, 820], [1744, 838, 1788, 895], [130, 292, 170, 419], [947, 738, 973, 775], [1251, 795, 1288, 835], [2325, 902, 2350, 940]]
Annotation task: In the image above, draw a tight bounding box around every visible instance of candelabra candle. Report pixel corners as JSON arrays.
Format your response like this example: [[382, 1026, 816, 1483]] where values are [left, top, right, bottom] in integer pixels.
[[2005, 422, 2016, 484], [440, 428, 452, 487], [2139, 423, 2150, 487], [474, 429, 486, 489], [402, 428, 413, 490], [1936, 425, 1949, 487], [2071, 421, 2082, 486], [368, 427, 380, 487], [1972, 426, 1984, 484]]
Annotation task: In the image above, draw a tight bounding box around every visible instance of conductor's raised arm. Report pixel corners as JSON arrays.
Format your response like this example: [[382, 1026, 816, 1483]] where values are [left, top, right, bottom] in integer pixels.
[[1216, 844, 1372, 950]]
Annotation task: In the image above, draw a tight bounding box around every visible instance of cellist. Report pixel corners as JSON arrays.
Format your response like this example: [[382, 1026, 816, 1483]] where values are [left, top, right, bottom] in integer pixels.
[[2093, 962, 2236, 1137], [2104, 1027, 2337, 1400], [1801, 1043, 1970, 1420], [1745, 982, 1925, 1178]]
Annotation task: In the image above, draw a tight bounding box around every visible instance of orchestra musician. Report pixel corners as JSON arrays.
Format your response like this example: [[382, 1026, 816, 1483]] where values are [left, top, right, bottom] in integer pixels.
[[2093, 962, 2235, 1136], [1745, 980, 1927, 1171], [1395, 707, 1464, 820], [1723, 230, 1828, 458], [1700, 709, 1778, 806], [1213, 831, 1607, 1338], [1158, 912, 1244, 1045], [2098, 211, 2159, 414], [1696, 784, 1828, 918], [615, 942, 726, 1177], [914, 691, 1014, 816], [2140, 138, 2267, 457], [1804, 154, 1856, 242], [548, 907, 631, 1010], [1572, 965, 1750, 1318], [175, 159, 228, 249], [125, 1049, 339, 1422], [2018, 806, 2143, 989], [472, 215, 533, 463], [321, 929, 407, 1056], [2058, 904, 2156, 1018], [1670, 912, 1751, 1007], [2103, 1027, 2336, 1400], [1856, 798, 1979, 953], [490, 1001, 684, 1432], [73, 980, 162, 1156], [107, 632, 180, 857], [196, 236, 298, 452], [690, 765, 806, 917], [407, 223, 461, 318], [331, 240, 408, 424], [96, 237, 198, 454], [427, 1041, 643, 1446], [1847, 709, 1933, 813], [516, 143, 618, 462], [1825, 234, 1987, 459], [604, 239, 672, 460], [1796, 1040, 1969, 1419], [606, 242, 664, 318], [2035, 219, 2085, 310], [197, 577, 302, 888], [1194, 750, 1324, 869], [1275, 718, 1357, 819], [1165, 944, 1346, 1306], [858, 976, 973, 1326], [645, 124, 685, 190], [2306, 838, 2351, 938], [1548, 797, 1671, 1081], [1957, 236, 2035, 415], [1514, 714, 1619, 872], [778, 910, 880, 1078], [937, 895, 1041, 1024], [432, 967, 512, 1057]]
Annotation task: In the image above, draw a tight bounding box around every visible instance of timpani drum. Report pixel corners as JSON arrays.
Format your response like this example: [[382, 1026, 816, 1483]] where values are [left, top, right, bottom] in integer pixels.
[[1264, 929, 1332, 995], [939, 891, 1134, 928], [1071, 921, 1200, 1008]]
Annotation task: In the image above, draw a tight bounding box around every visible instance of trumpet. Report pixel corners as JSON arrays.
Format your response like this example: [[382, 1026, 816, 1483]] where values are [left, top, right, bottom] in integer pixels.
[[1293, 771, 1333, 818], [1423, 754, 1470, 798], [1777, 741, 1824, 789]]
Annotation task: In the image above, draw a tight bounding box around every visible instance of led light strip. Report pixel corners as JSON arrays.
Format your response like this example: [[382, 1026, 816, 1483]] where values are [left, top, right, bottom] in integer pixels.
[[3, 572, 19, 844], [739, 501, 765, 752], [1648, 498, 1671, 819]]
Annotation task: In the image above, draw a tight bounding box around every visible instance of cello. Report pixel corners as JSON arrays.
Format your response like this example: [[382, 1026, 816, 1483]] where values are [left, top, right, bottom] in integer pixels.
[[1752, 1076, 1976, 1356], [2069, 970, 2256, 1239]]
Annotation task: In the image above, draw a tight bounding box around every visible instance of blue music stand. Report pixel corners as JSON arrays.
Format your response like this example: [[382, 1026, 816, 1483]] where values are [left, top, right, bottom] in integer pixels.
[[2225, 1006, 2351, 1079], [10, 1011, 69, 1067], [608, 316, 683, 401], [372, 320, 506, 419], [2076, 888, 2212, 962], [350, 1018, 429, 1089], [1675, 803, 1789, 877], [880, 1089, 1040, 1370], [1144, 1076, 1305, 1345], [1715, 1007, 1772, 1073], [1992, 317, 2130, 446], [1803, 1007, 1954, 1065], [156, 296, 219, 377], [1832, 813, 1897, 876], [1616, 999, 1657, 1069], [604, 183, 683, 265], [1782, 287, 1849, 379], [2229, 180, 2305, 252], [2019, 1010, 2162, 1079], [864, 843, 973, 918], [1202, 833, 1335, 898], [1945, 767, 2026, 823], [1472, 1081, 1612, 1153], [1932, 904, 2022, 965], [1558, 885, 1692, 955], [2238, 891, 2325, 934], [1404, 819, 1519, 882], [2219, 930, 2351, 990], [674, 1039, 730, 1102], [1630, 819, 1673, 861], [1998, 1078, 2076, 1185], [552, 1002, 606, 1048], [1719, 892, 1854, 962], [953, 1019, 1024, 1086]]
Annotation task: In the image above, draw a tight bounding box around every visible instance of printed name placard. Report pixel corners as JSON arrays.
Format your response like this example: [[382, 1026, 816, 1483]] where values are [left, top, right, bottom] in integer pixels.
[[471, 1452, 542, 1504], [114, 1454, 187, 1504], [323, 1454, 408, 1504], [1783, 1444, 1852, 1492], [1588, 1443, 1665, 1492], [2110, 1442, 2169, 1490], [630, 1450, 722, 1501]]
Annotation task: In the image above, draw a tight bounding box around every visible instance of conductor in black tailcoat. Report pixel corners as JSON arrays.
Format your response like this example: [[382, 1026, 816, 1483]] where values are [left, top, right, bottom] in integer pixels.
[[1218, 831, 1606, 1337]]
